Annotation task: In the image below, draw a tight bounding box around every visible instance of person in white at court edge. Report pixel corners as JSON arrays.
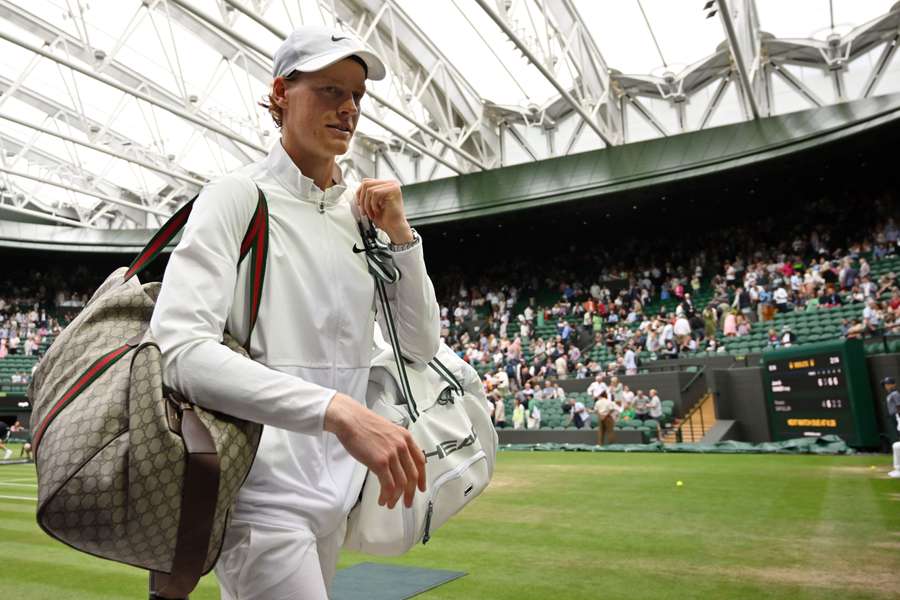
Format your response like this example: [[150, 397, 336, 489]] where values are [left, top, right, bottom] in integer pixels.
[[883, 377, 900, 478], [150, 25, 440, 600]]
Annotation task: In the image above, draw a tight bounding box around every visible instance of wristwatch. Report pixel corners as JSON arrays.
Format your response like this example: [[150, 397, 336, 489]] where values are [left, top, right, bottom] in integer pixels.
[[388, 228, 421, 252]]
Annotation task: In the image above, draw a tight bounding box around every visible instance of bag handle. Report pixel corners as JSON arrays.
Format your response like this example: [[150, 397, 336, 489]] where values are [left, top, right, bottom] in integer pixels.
[[125, 185, 269, 352], [149, 394, 220, 600]]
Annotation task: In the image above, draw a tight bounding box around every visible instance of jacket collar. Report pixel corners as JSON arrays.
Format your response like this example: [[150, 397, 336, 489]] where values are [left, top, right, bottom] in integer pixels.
[[263, 141, 347, 207]]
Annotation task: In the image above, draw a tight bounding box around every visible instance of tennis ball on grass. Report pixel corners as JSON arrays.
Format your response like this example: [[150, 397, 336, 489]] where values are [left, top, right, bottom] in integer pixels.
[[676, 480, 684, 487]]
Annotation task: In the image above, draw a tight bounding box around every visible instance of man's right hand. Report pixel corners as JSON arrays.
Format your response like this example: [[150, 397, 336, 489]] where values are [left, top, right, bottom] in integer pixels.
[[324, 392, 426, 509]]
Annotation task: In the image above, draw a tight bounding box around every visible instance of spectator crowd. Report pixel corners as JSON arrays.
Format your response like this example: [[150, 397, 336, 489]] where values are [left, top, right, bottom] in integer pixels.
[[0, 262, 93, 386], [1, 192, 898, 428], [434, 195, 899, 417]]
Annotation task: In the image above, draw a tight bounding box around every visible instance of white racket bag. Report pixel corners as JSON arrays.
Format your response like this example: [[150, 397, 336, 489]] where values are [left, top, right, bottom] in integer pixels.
[[344, 214, 497, 556], [344, 345, 497, 555]]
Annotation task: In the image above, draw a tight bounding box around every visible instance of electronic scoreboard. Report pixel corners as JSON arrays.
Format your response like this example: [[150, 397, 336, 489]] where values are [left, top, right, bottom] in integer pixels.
[[762, 338, 878, 446]]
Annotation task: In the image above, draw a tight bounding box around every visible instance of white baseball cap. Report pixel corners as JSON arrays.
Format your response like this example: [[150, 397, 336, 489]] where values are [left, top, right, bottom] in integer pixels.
[[272, 25, 386, 81]]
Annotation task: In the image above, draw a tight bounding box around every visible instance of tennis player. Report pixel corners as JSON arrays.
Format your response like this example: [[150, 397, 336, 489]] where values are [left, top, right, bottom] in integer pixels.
[[151, 25, 440, 599]]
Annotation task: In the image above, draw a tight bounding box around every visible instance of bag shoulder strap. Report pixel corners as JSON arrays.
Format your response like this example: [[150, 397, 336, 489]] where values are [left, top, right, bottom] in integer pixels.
[[124, 186, 266, 599], [358, 220, 460, 417], [356, 219, 420, 421], [429, 356, 464, 396], [236, 187, 269, 344], [126, 184, 269, 351]]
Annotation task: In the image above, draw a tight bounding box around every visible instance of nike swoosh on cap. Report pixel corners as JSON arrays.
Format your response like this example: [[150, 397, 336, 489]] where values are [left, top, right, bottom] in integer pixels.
[[331, 35, 349, 42]]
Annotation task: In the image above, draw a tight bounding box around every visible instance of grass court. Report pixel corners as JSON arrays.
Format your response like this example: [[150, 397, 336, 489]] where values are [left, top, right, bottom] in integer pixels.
[[1, 446, 898, 599]]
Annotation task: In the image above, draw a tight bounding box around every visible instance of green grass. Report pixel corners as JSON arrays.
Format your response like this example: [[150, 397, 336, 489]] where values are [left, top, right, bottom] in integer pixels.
[[1, 452, 898, 599]]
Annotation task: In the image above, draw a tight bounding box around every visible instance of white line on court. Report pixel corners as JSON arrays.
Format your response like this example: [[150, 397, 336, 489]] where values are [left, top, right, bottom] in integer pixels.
[[0, 494, 36, 502], [0, 482, 37, 487]]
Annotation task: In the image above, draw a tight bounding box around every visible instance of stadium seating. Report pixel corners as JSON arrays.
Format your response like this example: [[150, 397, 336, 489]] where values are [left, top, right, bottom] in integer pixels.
[[0, 336, 52, 394], [704, 255, 900, 356], [513, 255, 900, 368], [0, 355, 38, 394], [497, 392, 674, 441]]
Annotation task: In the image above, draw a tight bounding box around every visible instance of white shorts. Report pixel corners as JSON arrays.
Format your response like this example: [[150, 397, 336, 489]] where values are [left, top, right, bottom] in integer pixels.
[[215, 519, 345, 600]]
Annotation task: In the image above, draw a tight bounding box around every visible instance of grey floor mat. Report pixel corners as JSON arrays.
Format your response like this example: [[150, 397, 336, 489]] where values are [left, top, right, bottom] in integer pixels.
[[330, 562, 466, 600]]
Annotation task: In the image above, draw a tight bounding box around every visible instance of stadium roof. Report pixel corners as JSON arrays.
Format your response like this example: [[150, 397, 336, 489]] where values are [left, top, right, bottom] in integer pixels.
[[0, 0, 899, 229]]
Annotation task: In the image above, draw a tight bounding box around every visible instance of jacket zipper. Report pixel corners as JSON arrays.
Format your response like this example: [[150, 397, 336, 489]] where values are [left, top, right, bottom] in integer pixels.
[[320, 194, 339, 379], [320, 194, 343, 478]]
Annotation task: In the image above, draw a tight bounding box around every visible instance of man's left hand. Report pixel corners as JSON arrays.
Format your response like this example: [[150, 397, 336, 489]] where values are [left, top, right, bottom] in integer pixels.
[[355, 178, 414, 244]]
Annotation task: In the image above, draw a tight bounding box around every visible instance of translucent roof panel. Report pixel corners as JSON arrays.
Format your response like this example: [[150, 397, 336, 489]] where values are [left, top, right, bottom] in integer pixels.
[[755, 0, 896, 39], [578, 0, 724, 76], [1, 0, 898, 228], [395, 0, 559, 106]]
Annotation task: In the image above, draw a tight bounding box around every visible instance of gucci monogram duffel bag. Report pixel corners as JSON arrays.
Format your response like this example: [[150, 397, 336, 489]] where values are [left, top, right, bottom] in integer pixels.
[[28, 184, 269, 599]]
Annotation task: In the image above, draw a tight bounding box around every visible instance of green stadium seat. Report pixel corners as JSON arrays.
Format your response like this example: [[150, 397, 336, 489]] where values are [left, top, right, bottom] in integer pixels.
[[864, 343, 882, 355]]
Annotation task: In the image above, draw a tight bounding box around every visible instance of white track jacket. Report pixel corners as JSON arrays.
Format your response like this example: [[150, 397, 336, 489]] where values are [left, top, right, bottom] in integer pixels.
[[150, 142, 440, 536]]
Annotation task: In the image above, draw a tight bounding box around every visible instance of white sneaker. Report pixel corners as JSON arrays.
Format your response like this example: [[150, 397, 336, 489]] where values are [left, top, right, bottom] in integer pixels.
[[889, 470, 900, 479], [2, 449, 11, 460]]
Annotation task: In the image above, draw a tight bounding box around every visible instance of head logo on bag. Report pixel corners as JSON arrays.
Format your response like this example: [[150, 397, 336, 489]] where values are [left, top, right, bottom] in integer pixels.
[[423, 425, 478, 461]]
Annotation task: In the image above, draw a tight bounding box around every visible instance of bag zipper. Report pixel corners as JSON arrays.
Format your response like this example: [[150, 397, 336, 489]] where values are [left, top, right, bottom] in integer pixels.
[[430, 449, 486, 491], [422, 501, 434, 544], [418, 449, 486, 545]]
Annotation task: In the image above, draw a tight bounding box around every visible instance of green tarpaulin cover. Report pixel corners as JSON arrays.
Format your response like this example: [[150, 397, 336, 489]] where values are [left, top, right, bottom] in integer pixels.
[[499, 435, 854, 455]]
